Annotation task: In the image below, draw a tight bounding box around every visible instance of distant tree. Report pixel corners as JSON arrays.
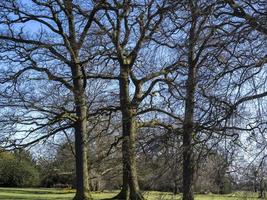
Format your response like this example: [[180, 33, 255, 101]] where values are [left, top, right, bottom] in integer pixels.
[[38, 126, 122, 191]]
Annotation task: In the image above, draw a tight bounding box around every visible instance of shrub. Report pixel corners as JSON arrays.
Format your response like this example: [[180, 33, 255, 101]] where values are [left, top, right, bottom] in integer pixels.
[[0, 152, 40, 187]]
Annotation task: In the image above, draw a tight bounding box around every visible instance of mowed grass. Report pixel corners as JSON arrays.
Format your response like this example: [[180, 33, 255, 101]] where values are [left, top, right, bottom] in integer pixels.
[[0, 188, 260, 200]]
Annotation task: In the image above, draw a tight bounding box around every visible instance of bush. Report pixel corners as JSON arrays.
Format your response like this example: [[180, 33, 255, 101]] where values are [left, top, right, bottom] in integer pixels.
[[0, 151, 40, 187], [41, 172, 74, 188]]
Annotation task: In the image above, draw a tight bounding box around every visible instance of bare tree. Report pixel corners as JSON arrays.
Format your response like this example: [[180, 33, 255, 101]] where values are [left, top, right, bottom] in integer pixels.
[[223, 0, 267, 35], [92, 1, 179, 199], [154, 1, 267, 200], [0, 1, 115, 199]]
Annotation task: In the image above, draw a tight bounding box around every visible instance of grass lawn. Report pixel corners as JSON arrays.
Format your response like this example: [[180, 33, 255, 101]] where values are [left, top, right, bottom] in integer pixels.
[[0, 188, 260, 200]]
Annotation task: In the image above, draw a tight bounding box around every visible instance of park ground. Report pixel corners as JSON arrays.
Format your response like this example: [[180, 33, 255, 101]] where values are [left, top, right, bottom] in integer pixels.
[[0, 188, 261, 200]]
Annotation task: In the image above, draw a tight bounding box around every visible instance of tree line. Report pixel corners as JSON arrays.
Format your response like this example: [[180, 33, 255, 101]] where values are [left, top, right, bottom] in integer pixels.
[[0, 1, 266, 200]]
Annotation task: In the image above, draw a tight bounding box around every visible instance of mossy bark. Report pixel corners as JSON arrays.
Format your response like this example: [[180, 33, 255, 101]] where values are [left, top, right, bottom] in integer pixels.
[[63, 0, 93, 199], [112, 66, 144, 200], [182, 56, 196, 200], [182, 4, 198, 198], [72, 64, 93, 200]]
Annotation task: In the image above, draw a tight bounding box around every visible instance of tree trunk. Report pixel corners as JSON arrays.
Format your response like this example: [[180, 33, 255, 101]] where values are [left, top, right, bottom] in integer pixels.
[[72, 64, 92, 200], [174, 179, 179, 195], [258, 178, 266, 199], [64, 0, 92, 198], [112, 66, 144, 200], [182, 64, 196, 200]]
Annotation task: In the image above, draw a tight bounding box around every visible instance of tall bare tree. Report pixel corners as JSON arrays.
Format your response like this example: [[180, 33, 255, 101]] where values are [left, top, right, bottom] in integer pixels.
[[157, 1, 267, 199], [0, 1, 114, 199], [93, 1, 178, 199]]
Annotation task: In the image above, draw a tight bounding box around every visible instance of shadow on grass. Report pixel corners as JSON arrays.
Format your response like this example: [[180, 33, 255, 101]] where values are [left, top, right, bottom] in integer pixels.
[[0, 196, 73, 200], [0, 188, 74, 195]]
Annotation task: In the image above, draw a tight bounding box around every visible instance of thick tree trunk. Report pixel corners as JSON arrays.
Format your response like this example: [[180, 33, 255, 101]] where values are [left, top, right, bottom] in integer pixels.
[[174, 179, 179, 195], [182, 65, 196, 200], [112, 66, 144, 200], [72, 65, 92, 200], [258, 178, 266, 199], [64, 0, 92, 198]]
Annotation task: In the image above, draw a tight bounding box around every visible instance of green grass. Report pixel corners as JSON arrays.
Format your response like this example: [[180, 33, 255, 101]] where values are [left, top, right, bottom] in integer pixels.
[[0, 188, 260, 200]]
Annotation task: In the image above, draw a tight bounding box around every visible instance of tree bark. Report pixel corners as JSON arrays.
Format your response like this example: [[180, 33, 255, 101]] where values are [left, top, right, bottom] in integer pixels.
[[64, 1, 92, 198], [182, 64, 196, 200], [112, 66, 144, 200], [72, 64, 92, 200], [258, 177, 266, 199]]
